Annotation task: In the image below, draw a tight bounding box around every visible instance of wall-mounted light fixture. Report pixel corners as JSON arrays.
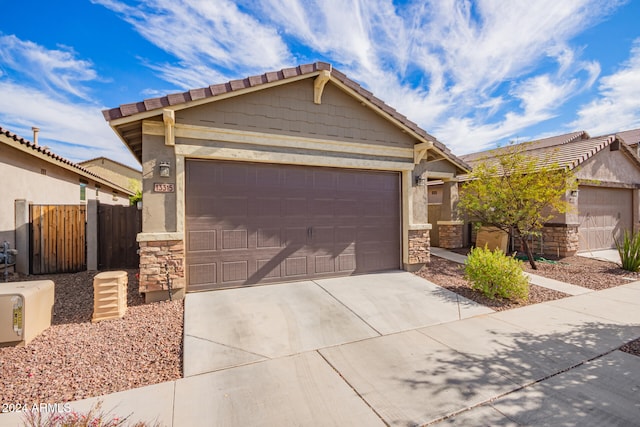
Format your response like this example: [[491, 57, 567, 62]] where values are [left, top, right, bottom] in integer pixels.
[[570, 189, 579, 198], [415, 176, 426, 186], [159, 161, 171, 178]]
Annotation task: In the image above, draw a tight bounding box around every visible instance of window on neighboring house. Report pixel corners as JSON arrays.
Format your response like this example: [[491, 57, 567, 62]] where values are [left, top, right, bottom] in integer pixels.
[[80, 183, 87, 201]]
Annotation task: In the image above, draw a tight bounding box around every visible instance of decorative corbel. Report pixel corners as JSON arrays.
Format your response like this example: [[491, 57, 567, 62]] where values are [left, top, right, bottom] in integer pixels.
[[314, 70, 331, 104], [163, 109, 175, 146], [414, 141, 433, 164]]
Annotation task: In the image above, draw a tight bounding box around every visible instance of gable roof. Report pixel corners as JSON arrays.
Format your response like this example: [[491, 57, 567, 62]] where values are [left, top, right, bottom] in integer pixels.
[[460, 131, 640, 175], [0, 126, 135, 195], [79, 156, 142, 174], [460, 131, 590, 164], [102, 62, 470, 173], [616, 128, 640, 146]]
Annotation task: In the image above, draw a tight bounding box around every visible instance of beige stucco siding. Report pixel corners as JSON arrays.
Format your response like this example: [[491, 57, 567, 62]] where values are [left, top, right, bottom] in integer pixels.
[[141, 133, 177, 233], [176, 79, 418, 151], [0, 144, 129, 247], [81, 158, 142, 192], [574, 148, 640, 184]]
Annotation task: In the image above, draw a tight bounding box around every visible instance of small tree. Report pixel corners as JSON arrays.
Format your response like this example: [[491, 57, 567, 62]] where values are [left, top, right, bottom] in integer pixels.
[[458, 143, 576, 269]]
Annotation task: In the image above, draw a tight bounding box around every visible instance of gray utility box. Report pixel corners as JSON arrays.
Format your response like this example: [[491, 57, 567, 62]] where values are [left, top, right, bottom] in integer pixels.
[[0, 280, 54, 346]]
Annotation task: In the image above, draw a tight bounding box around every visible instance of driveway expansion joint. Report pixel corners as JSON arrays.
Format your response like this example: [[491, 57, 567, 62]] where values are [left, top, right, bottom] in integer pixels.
[[311, 279, 384, 336], [184, 333, 270, 359]]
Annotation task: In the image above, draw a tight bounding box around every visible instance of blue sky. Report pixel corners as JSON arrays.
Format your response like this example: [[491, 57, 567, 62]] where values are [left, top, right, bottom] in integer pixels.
[[1, 0, 639, 169]]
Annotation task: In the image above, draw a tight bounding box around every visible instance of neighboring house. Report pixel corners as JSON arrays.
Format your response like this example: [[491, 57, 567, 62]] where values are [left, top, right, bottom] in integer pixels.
[[430, 130, 640, 256], [79, 156, 142, 194], [103, 62, 469, 302], [0, 126, 134, 272]]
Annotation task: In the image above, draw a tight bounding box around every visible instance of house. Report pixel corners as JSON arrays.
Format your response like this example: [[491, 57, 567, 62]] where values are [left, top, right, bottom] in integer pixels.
[[430, 130, 640, 256], [103, 62, 469, 302], [79, 157, 142, 194], [0, 126, 134, 274]]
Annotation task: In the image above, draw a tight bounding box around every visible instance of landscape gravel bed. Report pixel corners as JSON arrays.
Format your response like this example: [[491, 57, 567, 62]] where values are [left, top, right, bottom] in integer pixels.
[[449, 247, 639, 289], [422, 252, 640, 358], [0, 270, 183, 404], [416, 256, 570, 311]]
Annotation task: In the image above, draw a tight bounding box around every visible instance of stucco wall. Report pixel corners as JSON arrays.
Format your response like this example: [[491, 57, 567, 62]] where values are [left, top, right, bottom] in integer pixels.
[[574, 148, 640, 184], [177, 79, 418, 151], [0, 143, 129, 248], [141, 134, 177, 233]]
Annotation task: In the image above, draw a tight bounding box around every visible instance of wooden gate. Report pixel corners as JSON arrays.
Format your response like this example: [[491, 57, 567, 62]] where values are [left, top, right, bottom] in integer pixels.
[[30, 205, 86, 274], [98, 204, 141, 269]]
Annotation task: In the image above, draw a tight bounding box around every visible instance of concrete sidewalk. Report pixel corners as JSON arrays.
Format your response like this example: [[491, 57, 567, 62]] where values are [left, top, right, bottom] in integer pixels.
[[432, 246, 593, 295], [2, 274, 639, 426]]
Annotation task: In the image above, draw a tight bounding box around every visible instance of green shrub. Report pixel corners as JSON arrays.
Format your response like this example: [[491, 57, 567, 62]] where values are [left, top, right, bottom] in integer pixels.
[[615, 230, 640, 272], [464, 246, 529, 301]]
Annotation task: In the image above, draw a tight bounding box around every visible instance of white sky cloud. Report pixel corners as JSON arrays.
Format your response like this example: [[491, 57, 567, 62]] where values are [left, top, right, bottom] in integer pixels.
[[570, 38, 640, 135], [0, 82, 138, 168], [93, 0, 293, 87], [0, 0, 636, 167], [0, 35, 97, 100]]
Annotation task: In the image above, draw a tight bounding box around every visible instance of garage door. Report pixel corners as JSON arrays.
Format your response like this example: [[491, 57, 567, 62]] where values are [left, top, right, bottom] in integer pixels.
[[578, 186, 632, 251], [185, 160, 401, 291]]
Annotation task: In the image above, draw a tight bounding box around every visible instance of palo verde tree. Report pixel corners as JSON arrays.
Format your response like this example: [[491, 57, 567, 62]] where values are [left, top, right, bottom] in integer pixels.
[[457, 143, 576, 270]]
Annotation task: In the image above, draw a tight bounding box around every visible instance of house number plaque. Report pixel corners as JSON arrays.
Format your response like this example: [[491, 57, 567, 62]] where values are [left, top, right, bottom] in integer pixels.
[[153, 183, 175, 193]]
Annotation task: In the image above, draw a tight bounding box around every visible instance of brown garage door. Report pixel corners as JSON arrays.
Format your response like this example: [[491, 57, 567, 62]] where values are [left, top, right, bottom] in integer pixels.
[[185, 160, 401, 291], [578, 186, 632, 251]]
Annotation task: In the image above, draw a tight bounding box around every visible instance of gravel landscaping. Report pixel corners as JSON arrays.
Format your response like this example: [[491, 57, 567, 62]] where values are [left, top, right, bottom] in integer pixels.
[[0, 270, 183, 404], [416, 256, 570, 311], [420, 251, 640, 358]]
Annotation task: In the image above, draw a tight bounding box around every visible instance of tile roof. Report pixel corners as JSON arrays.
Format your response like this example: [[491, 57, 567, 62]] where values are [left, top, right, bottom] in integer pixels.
[[459, 131, 640, 175], [0, 126, 134, 195], [616, 128, 640, 146], [460, 131, 590, 164], [102, 62, 470, 173]]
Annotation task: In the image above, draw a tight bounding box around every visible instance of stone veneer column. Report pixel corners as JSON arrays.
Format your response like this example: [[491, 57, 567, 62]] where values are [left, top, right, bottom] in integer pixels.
[[437, 220, 464, 249], [541, 224, 579, 257], [407, 227, 430, 271], [138, 239, 185, 302]]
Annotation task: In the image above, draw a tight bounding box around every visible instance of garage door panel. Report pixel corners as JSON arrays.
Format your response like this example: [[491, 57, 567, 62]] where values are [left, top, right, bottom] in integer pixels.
[[221, 229, 248, 250], [314, 255, 336, 274], [578, 186, 632, 251], [257, 228, 281, 248], [285, 257, 308, 276], [187, 230, 217, 252], [220, 260, 248, 282], [253, 197, 281, 217], [186, 160, 400, 290], [256, 259, 283, 279], [189, 263, 217, 287], [284, 198, 308, 216], [337, 254, 356, 272]]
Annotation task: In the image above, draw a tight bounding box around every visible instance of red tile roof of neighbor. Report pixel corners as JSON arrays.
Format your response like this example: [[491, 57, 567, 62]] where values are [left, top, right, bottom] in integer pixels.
[[102, 62, 469, 172], [0, 126, 134, 194]]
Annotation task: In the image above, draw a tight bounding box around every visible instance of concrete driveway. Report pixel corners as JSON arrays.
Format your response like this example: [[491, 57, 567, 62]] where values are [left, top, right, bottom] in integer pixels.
[[183, 270, 493, 376]]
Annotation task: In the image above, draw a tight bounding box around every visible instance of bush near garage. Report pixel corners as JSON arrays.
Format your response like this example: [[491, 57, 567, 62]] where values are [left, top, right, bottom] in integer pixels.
[[464, 246, 529, 301], [615, 230, 640, 272]]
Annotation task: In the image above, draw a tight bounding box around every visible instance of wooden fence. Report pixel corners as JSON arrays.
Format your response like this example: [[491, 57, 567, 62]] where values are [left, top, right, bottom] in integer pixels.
[[30, 204, 86, 274], [98, 204, 141, 269]]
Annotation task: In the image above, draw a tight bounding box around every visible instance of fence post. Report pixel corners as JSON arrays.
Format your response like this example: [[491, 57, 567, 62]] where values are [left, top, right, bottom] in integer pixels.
[[87, 200, 98, 271], [14, 199, 29, 275]]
